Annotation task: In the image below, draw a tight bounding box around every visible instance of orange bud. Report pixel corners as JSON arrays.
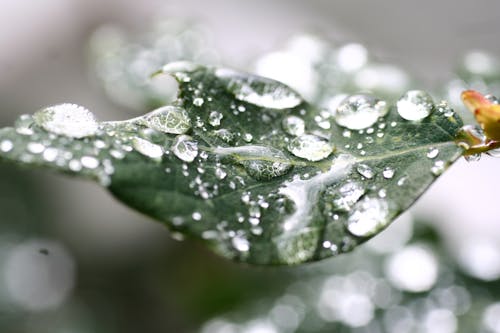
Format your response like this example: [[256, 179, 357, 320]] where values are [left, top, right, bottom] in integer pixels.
[[461, 90, 500, 141]]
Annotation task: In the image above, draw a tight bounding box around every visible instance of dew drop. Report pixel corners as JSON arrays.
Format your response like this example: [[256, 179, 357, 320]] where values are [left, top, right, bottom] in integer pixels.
[[208, 111, 223, 127], [132, 137, 163, 159], [15, 115, 35, 135], [193, 97, 204, 107], [382, 167, 395, 179], [27, 142, 45, 154], [282, 115, 305, 136], [33, 104, 99, 138], [171, 135, 198, 162], [142, 106, 191, 134], [42, 148, 58, 162], [431, 160, 445, 176], [192, 212, 202, 221], [242, 133, 253, 142], [288, 134, 333, 161], [215, 167, 227, 180], [427, 147, 439, 159], [331, 181, 365, 212], [0, 140, 13, 152], [346, 197, 389, 237], [396, 90, 434, 121], [68, 160, 82, 172], [397, 176, 407, 186], [232, 235, 250, 252], [81, 156, 99, 169], [216, 68, 302, 109], [335, 94, 389, 130], [357, 164, 375, 179]]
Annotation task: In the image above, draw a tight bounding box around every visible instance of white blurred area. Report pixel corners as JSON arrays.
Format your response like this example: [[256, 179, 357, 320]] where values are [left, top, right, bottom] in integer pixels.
[[1, 0, 500, 312]]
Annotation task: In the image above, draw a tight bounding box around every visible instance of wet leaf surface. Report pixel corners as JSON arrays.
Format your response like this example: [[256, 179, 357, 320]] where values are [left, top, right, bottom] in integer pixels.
[[0, 64, 464, 265]]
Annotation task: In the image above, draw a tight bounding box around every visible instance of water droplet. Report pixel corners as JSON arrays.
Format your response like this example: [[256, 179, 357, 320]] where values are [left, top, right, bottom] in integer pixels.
[[142, 106, 191, 134], [242, 133, 253, 142], [213, 129, 236, 143], [232, 235, 250, 252], [288, 134, 333, 161], [132, 137, 163, 159], [397, 176, 407, 186], [282, 115, 305, 136], [346, 197, 389, 237], [208, 111, 223, 127], [42, 148, 58, 162], [464, 153, 481, 162], [193, 97, 204, 107], [192, 212, 202, 221], [427, 147, 439, 159], [215, 167, 227, 180], [431, 160, 445, 176], [81, 156, 99, 169], [0, 140, 13, 152], [69, 160, 82, 172], [33, 104, 99, 138], [171, 135, 198, 162], [15, 115, 34, 135], [357, 164, 375, 179], [396, 90, 434, 121], [27, 142, 45, 154], [382, 167, 395, 179], [335, 94, 389, 130], [216, 68, 302, 109], [331, 181, 365, 211]]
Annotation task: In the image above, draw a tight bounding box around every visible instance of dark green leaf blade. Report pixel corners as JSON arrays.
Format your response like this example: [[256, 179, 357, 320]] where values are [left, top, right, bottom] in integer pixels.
[[0, 64, 464, 265]]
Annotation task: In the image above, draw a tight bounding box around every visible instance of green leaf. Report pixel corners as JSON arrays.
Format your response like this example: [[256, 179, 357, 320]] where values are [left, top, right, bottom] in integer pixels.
[[0, 63, 464, 265]]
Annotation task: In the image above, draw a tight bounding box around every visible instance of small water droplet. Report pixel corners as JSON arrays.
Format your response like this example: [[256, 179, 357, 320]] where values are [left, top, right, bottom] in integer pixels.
[[382, 167, 395, 179], [378, 188, 387, 198], [0, 140, 13, 152], [171, 135, 198, 162], [81, 156, 99, 169], [282, 115, 305, 136], [15, 115, 35, 136], [242, 133, 253, 142], [397, 176, 407, 186], [427, 147, 439, 159], [26, 142, 45, 154], [68, 159, 82, 172], [232, 235, 250, 252], [34, 104, 99, 138], [464, 153, 481, 162], [288, 134, 333, 161], [346, 197, 389, 237], [216, 68, 303, 109], [42, 148, 59, 162], [431, 160, 445, 175], [192, 212, 202, 221], [208, 111, 223, 127], [132, 137, 163, 159], [357, 164, 375, 179], [335, 94, 389, 130], [142, 106, 191, 134], [396, 90, 434, 121], [193, 97, 204, 107], [213, 129, 236, 143]]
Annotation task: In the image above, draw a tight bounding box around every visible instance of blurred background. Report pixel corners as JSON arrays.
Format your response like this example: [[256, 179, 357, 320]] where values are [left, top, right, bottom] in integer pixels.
[[1, 0, 500, 332]]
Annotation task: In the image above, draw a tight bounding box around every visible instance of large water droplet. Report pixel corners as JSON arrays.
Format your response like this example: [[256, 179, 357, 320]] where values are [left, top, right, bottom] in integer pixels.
[[142, 106, 191, 134], [172, 135, 198, 162], [331, 182, 365, 212], [215, 68, 302, 109], [356, 164, 375, 179], [346, 197, 389, 237], [335, 94, 388, 130], [396, 90, 434, 121], [33, 104, 99, 138], [282, 115, 305, 136], [132, 137, 163, 159], [288, 134, 333, 161]]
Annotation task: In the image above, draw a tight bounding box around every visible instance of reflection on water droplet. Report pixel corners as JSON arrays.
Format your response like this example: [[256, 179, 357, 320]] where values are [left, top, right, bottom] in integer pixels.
[[335, 94, 388, 130], [132, 137, 163, 159], [232, 235, 250, 252], [282, 115, 305, 136], [172, 135, 198, 162], [142, 106, 191, 134], [288, 134, 333, 161], [356, 164, 375, 179], [216, 68, 303, 109], [346, 197, 389, 237], [427, 147, 439, 159], [0, 140, 13, 152], [34, 104, 99, 138], [208, 111, 223, 127], [382, 167, 395, 179], [385, 244, 438, 292], [396, 90, 434, 121], [331, 181, 365, 212]]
